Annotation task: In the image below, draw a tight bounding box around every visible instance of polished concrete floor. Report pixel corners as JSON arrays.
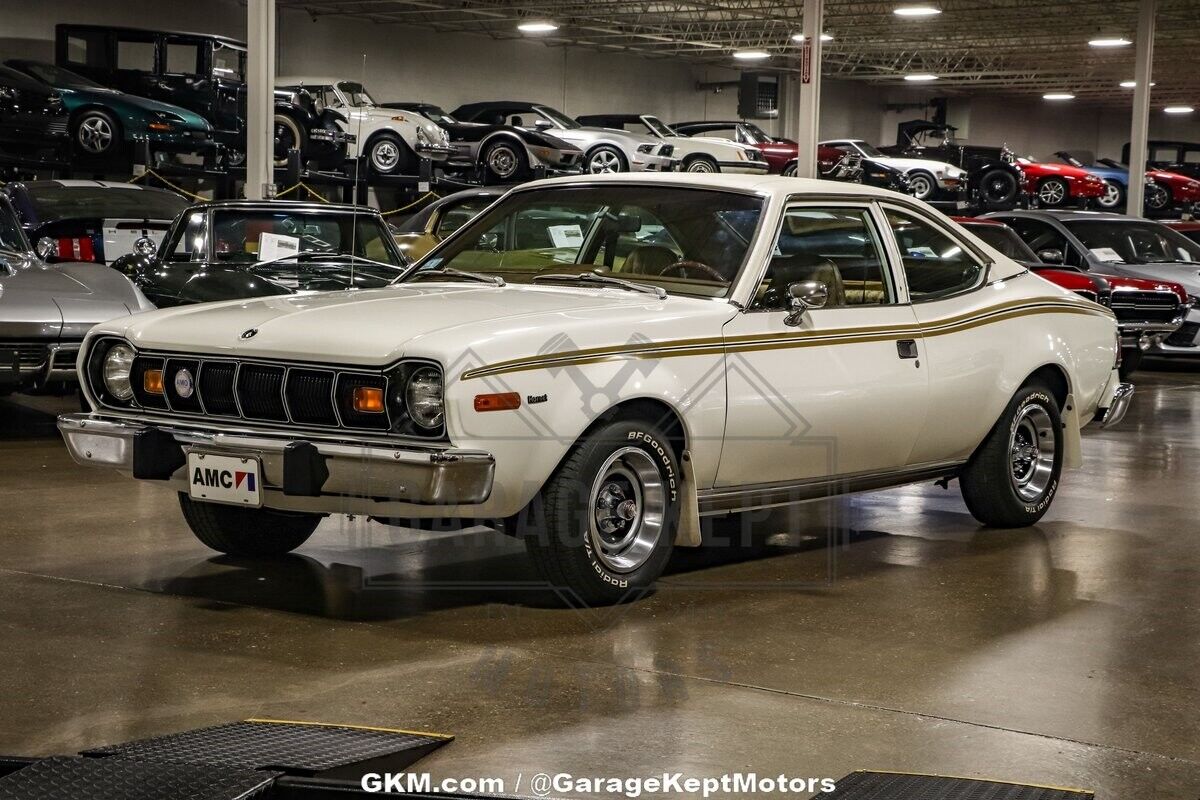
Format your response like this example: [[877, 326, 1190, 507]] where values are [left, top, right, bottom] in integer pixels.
[[1, 365, 1199, 798]]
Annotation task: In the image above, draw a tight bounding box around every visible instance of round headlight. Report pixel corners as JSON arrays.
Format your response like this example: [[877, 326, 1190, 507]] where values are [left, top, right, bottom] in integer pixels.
[[405, 366, 444, 429], [103, 343, 136, 401]]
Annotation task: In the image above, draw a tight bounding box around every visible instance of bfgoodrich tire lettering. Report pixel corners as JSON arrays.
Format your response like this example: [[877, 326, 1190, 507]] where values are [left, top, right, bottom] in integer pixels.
[[959, 384, 1063, 527], [178, 493, 322, 556], [523, 419, 680, 605]]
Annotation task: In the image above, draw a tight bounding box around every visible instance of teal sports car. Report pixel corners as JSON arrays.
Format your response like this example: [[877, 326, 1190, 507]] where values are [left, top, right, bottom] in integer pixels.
[[4, 60, 214, 160]]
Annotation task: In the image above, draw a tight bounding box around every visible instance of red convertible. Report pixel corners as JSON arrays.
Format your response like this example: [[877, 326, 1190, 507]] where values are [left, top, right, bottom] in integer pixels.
[[1015, 158, 1109, 208], [955, 217, 1187, 375]]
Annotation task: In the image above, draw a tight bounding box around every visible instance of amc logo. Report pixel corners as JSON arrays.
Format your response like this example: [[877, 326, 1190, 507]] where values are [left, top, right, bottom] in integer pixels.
[[191, 467, 256, 492]]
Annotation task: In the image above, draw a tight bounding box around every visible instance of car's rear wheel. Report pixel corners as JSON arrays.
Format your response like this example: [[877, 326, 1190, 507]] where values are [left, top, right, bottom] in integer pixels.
[[960, 383, 1063, 527], [523, 419, 680, 605], [907, 171, 936, 200], [1145, 183, 1172, 212], [1097, 181, 1125, 209], [482, 139, 528, 183], [684, 155, 720, 173], [585, 145, 627, 174], [74, 110, 121, 157], [179, 494, 322, 557]]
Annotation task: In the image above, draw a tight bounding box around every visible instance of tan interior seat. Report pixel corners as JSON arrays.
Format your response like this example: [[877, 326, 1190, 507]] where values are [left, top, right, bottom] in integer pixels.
[[620, 244, 679, 276], [762, 254, 847, 308]]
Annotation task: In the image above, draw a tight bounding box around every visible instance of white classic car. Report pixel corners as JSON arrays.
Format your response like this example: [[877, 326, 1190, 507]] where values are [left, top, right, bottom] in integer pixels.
[[276, 77, 454, 175], [821, 138, 968, 201], [576, 114, 769, 174], [59, 174, 1131, 605]]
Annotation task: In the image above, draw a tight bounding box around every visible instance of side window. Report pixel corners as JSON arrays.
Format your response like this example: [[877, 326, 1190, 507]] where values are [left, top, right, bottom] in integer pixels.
[[165, 41, 199, 75], [884, 209, 986, 301], [64, 34, 100, 66], [116, 39, 156, 72], [1184, 150, 1200, 165], [751, 207, 893, 311], [435, 200, 491, 238], [1151, 146, 1178, 162]]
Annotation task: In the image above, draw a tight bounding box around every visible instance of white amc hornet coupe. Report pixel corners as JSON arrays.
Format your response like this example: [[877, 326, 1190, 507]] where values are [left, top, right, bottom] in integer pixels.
[[59, 174, 1132, 604]]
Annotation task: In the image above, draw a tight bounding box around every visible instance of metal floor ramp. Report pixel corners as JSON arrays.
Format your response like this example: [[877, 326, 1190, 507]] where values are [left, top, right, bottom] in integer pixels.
[[0, 719, 452, 799], [813, 771, 1094, 800]]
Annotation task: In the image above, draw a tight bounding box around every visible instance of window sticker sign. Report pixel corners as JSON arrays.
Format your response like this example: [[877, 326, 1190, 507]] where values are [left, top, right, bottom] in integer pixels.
[[259, 233, 300, 261], [1090, 247, 1123, 262], [548, 224, 585, 249]]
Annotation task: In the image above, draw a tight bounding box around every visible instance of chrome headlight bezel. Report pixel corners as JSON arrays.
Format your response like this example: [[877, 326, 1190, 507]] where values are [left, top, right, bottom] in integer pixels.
[[386, 360, 446, 438], [86, 337, 138, 407]]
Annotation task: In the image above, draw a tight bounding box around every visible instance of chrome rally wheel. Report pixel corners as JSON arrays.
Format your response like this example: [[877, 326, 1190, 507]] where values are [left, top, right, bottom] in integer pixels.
[[588, 447, 667, 573], [1008, 404, 1057, 502]]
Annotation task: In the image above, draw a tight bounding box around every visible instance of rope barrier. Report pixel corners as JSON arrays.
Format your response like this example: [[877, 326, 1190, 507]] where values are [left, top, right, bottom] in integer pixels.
[[127, 168, 209, 202], [379, 192, 440, 217], [274, 182, 332, 202]]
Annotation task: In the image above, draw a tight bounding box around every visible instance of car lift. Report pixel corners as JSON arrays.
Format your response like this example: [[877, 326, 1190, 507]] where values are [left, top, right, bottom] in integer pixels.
[[0, 718, 483, 799]]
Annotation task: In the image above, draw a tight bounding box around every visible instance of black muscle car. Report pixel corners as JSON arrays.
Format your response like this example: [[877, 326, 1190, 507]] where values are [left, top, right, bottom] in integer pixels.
[[54, 24, 352, 168], [111, 201, 409, 307]]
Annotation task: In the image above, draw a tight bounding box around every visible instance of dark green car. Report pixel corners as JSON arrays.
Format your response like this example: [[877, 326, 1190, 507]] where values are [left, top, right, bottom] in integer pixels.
[[4, 60, 213, 160]]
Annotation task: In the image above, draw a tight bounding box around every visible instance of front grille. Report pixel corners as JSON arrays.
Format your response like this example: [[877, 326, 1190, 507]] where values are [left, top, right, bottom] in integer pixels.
[[112, 350, 405, 434], [1166, 322, 1200, 347], [0, 340, 82, 371], [1109, 290, 1184, 324]]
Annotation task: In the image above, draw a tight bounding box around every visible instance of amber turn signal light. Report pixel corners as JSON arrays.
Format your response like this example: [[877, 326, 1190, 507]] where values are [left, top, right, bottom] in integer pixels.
[[352, 386, 386, 413], [474, 392, 521, 412], [143, 369, 164, 395]]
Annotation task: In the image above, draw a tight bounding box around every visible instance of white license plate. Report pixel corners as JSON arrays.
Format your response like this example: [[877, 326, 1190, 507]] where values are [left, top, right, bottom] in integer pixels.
[[187, 452, 263, 507]]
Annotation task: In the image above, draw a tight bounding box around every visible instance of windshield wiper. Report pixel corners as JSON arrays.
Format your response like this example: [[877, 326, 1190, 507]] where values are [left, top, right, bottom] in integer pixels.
[[412, 267, 505, 286], [252, 252, 402, 271], [533, 271, 667, 299]]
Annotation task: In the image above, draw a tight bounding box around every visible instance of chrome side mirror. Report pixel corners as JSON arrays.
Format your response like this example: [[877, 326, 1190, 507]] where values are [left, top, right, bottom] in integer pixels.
[[133, 236, 158, 257], [35, 236, 56, 260], [784, 280, 828, 326], [1037, 248, 1064, 264]]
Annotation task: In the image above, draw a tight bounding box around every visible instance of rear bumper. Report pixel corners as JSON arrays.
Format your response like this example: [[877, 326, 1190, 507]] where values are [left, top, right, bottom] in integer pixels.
[[57, 413, 496, 507]]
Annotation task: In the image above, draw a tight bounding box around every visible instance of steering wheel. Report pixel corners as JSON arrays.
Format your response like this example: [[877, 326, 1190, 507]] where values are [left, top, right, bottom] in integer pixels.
[[659, 260, 724, 281]]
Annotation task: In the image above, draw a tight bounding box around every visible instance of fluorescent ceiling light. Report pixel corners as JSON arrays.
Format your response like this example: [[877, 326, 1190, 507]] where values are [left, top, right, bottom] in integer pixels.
[[904, 73, 939, 82], [1165, 106, 1194, 114], [1120, 80, 1156, 88], [733, 50, 771, 60], [517, 21, 558, 32], [893, 5, 942, 17], [1088, 37, 1131, 47], [792, 33, 834, 41], [1043, 93, 1076, 100]]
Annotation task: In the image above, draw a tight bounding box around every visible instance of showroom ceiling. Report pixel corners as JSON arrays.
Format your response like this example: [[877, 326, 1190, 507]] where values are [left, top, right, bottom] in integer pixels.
[[280, 0, 1200, 106]]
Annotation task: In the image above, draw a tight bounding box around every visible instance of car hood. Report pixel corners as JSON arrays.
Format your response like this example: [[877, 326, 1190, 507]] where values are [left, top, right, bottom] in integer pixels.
[[63, 87, 211, 131], [0, 253, 139, 334], [106, 282, 732, 368], [1021, 162, 1096, 179], [873, 156, 964, 175], [573, 126, 661, 146], [1101, 262, 1200, 295]]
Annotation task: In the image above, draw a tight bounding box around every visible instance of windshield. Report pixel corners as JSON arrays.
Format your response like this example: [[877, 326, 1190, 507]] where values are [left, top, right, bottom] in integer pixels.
[[851, 140, 883, 157], [404, 185, 764, 299], [739, 123, 773, 145], [26, 185, 189, 223], [165, 209, 405, 268], [641, 116, 674, 137], [534, 105, 580, 130], [336, 81, 377, 107], [1064, 220, 1200, 265], [19, 62, 105, 90], [211, 42, 245, 81], [417, 105, 455, 125], [0, 201, 28, 253], [964, 224, 1039, 262]]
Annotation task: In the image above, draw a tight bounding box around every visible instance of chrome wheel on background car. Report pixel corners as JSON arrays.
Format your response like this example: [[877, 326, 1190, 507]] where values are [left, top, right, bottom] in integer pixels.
[[1098, 181, 1125, 209], [907, 172, 935, 200], [1008, 404, 1057, 502], [684, 156, 719, 173], [1038, 178, 1068, 207], [76, 111, 117, 156], [483, 141, 526, 182], [369, 135, 403, 174], [1145, 184, 1171, 211], [586, 146, 625, 174], [588, 447, 667, 573]]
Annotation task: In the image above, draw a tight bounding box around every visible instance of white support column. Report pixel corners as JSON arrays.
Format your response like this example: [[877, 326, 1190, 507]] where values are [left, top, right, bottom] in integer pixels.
[[245, 0, 276, 200], [793, 0, 824, 178], [1126, 0, 1156, 217]]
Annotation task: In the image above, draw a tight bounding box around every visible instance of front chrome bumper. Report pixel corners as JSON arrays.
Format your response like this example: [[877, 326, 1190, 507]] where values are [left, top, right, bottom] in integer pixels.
[[57, 414, 495, 506], [1095, 382, 1134, 428]]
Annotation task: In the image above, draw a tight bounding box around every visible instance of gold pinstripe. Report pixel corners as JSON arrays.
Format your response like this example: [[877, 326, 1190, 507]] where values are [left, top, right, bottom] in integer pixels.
[[460, 299, 1113, 380]]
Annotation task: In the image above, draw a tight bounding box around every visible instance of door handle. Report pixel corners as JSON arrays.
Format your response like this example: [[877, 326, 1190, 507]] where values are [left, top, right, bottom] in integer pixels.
[[896, 339, 919, 359]]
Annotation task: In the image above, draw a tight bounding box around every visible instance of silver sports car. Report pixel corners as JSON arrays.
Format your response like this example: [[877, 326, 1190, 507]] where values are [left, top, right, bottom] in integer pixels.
[[0, 194, 153, 395]]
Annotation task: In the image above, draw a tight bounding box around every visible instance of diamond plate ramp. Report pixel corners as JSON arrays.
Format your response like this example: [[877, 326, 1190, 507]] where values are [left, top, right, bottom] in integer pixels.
[[0, 756, 279, 800], [82, 719, 452, 778], [813, 771, 1093, 800]]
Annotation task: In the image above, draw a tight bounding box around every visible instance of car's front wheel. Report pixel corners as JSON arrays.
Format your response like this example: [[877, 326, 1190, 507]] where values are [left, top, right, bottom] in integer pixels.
[[273, 114, 308, 166], [367, 132, 412, 175], [1145, 183, 1172, 213], [960, 383, 1063, 527], [585, 145, 627, 174], [179, 494, 322, 557], [683, 155, 720, 173], [907, 170, 936, 200], [523, 418, 680, 605], [74, 110, 121, 157], [1097, 181, 1125, 209], [1037, 177, 1070, 208], [482, 139, 528, 183]]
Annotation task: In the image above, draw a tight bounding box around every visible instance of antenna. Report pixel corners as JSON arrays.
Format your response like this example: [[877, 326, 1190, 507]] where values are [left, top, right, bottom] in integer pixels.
[[348, 53, 367, 288]]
